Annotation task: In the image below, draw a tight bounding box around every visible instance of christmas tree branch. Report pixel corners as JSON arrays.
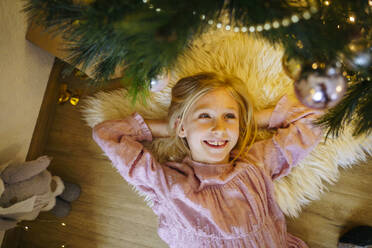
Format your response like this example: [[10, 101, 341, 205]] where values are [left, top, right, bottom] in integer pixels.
[[313, 78, 372, 141]]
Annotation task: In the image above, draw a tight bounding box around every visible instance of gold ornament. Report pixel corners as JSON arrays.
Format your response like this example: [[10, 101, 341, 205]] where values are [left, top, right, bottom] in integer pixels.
[[58, 84, 81, 106], [70, 95, 80, 106], [282, 54, 302, 80], [72, 20, 80, 26], [58, 84, 72, 104]]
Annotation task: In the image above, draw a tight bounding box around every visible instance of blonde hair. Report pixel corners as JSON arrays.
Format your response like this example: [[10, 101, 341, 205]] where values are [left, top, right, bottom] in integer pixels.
[[168, 72, 257, 163]]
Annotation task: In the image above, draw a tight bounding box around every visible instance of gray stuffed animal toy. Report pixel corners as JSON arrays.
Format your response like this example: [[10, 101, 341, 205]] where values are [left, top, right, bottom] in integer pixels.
[[0, 155, 81, 231]]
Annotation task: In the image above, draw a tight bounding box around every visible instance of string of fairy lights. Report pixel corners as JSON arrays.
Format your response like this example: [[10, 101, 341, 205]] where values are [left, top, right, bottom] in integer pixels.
[[141, 0, 367, 71], [141, 0, 370, 34], [202, 8, 318, 33], [142, 0, 319, 32]]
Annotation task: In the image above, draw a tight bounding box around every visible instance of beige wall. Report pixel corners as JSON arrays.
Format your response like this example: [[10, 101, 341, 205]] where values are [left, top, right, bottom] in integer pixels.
[[0, 0, 54, 242], [0, 0, 54, 164]]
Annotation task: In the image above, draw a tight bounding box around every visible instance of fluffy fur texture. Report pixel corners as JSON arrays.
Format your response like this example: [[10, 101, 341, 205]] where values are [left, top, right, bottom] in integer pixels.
[[81, 28, 372, 217]]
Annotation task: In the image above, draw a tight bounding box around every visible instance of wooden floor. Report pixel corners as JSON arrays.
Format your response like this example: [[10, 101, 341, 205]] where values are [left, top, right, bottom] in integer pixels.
[[16, 62, 372, 248]]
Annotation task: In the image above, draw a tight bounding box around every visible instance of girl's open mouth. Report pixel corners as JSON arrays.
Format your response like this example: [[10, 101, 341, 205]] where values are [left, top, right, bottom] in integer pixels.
[[203, 140, 228, 148]]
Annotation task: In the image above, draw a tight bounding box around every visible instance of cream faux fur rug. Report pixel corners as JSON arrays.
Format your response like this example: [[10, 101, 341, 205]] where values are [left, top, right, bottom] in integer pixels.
[[81, 28, 372, 217]]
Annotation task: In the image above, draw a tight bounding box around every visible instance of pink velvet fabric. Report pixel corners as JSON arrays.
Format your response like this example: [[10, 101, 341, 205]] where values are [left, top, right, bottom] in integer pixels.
[[92, 94, 323, 248]]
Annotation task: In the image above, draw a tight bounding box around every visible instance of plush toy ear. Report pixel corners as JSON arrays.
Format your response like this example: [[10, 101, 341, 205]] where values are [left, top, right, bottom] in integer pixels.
[[1, 155, 52, 184]]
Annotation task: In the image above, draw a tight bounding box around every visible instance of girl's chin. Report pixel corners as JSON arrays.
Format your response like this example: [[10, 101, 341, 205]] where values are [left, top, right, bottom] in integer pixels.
[[203, 151, 231, 163]]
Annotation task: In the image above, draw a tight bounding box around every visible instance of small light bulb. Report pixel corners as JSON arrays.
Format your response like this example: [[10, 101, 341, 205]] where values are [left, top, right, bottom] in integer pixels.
[[249, 26, 255, 32], [155, 8, 161, 12], [272, 21, 280, 28], [310, 6, 318, 13], [208, 20, 213, 25], [216, 23, 222, 28], [61, 223, 66, 226], [24, 226, 29, 230], [282, 18, 290, 27], [296, 40, 304, 49], [348, 15, 355, 22], [264, 23, 271, 30], [256, 25, 263, 32], [291, 15, 299, 23], [312, 63, 318, 69], [201, 14, 206, 20], [225, 25, 231, 31], [241, 26, 247, 32], [303, 11, 311, 20], [324, 0, 331, 6]]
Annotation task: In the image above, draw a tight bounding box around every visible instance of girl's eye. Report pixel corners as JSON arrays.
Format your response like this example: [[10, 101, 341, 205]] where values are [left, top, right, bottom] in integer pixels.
[[199, 113, 210, 118], [225, 113, 236, 119]]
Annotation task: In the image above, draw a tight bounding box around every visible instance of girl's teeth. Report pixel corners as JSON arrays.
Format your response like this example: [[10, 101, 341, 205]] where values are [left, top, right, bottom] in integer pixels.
[[206, 141, 227, 146]]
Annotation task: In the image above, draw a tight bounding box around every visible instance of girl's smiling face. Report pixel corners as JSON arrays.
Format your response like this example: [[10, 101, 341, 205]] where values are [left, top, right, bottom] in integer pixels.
[[178, 88, 240, 164]]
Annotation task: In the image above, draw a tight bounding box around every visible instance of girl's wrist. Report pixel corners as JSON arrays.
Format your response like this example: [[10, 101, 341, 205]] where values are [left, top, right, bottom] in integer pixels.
[[144, 119, 170, 138], [254, 107, 275, 129]]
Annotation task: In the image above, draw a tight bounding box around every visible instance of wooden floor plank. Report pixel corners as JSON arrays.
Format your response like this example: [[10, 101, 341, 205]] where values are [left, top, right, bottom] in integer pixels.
[[287, 157, 372, 248]]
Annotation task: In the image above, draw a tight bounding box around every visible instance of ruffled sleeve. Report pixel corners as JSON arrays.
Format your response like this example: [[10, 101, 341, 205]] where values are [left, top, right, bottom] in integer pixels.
[[92, 112, 168, 201], [245, 94, 324, 180]]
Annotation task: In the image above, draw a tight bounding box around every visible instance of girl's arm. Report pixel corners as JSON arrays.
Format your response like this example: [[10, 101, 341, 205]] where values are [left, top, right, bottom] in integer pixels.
[[246, 94, 325, 180], [92, 113, 170, 201]]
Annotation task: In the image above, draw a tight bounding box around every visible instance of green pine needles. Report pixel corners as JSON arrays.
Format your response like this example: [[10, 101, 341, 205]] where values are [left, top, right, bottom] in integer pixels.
[[23, 0, 225, 95], [23, 0, 372, 138], [313, 73, 372, 140]]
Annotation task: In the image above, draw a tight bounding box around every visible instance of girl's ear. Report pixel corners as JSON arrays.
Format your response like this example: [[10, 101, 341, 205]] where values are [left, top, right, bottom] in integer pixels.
[[178, 125, 186, 138], [175, 118, 186, 138]]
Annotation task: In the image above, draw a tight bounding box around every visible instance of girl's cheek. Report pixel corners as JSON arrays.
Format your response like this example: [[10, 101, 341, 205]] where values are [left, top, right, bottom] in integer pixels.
[[192, 124, 209, 133], [191, 119, 210, 128]]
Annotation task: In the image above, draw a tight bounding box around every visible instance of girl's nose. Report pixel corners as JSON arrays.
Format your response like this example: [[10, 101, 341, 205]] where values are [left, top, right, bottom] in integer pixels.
[[211, 119, 226, 134]]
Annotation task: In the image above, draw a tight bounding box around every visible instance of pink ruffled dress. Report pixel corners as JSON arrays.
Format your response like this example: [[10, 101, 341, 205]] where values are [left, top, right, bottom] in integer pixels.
[[92, 95, 323, 248]]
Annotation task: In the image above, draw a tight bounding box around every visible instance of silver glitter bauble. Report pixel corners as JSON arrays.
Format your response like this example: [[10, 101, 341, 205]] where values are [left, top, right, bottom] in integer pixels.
[[150, 71, 170, 92], [294, 64, 347, 109], [341, 37, 372, 71]]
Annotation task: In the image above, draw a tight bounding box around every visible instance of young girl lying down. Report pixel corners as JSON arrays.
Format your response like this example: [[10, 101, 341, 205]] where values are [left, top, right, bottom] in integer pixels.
[[92, 72, 324, 248]]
